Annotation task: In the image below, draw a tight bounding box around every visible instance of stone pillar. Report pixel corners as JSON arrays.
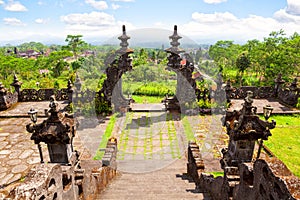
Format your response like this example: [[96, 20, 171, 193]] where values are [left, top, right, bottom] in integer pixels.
[[224, 79, 232, 103], [274, 73, 285, 97], [0, 83, 8, 111], [10, 74, 22, 98]]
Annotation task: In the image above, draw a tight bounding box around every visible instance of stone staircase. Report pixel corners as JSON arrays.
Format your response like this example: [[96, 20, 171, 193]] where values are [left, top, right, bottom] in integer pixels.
[[96, 157, 209, 199]]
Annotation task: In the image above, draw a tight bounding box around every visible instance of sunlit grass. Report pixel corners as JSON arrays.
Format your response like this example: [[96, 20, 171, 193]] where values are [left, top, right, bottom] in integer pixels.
[[131, 95, 165, 103], [181, 115, 196, 142], [94, 114, 117, 160], [264, 114, 300, 177]]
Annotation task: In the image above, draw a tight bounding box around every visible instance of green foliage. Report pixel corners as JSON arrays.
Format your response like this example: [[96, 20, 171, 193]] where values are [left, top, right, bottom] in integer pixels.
[[209, 30, 299, 86], [209, 171, 224, 178], [63, 35, 87, 59], [95, 98, 112, 115], [133, 82, 174, 96], [94, 114, 117, 160], [182, 115, 196, 142], [264, 114, 300, 177], [131, 95, 164, 103]]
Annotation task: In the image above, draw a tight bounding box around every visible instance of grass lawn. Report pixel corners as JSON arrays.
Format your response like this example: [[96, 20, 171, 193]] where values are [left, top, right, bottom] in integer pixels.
[[131, 95, 165, 103], [264, 114, 300, 177]]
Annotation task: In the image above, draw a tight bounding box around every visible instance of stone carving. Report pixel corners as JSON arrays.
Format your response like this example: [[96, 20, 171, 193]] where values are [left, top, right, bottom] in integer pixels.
[[0, 82, 18, 111], [221, 91, 275, 169], [10, 74, 23, 97], [97, 25, 133, 113], [164, 25, 198, 112], [26, 95, 75, 164], [278, 77, 299, 107], [187, 95, 299, 199]]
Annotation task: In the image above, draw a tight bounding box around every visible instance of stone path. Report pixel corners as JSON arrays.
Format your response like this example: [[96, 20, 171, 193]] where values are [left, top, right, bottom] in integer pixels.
[[96, 111, 221, 199], [113, 112, 187, 173]]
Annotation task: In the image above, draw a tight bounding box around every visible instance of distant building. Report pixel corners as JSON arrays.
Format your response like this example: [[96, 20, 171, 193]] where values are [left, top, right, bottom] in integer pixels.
[[14, 47, 42, 59]]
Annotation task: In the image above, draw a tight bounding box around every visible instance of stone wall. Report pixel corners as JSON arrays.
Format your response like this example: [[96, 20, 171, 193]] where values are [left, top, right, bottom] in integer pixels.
[[0, 140, 118, 200], [187, 143, 300, 200]]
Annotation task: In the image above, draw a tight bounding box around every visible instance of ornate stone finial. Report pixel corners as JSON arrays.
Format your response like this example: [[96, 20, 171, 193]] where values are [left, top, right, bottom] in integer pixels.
[[0, 82, 7, 95], [11, 74, 22, 87], [170, 25, 182, 48], [118, 25, 130, 51], [290, 78, 297, 90], [165, 25, 184, 54], [275, 73, 285, 83], [74, 74, 82, 91], [10, 74, 23, 95]]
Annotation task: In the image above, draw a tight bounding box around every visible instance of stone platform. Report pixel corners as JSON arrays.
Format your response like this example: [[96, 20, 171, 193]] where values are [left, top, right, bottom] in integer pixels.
[[230, 98, 300, 114]]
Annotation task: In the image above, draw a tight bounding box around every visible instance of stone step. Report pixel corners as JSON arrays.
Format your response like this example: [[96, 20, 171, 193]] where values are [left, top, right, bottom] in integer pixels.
[[226, 175, 240, 181], [96, 158, 207, 199]]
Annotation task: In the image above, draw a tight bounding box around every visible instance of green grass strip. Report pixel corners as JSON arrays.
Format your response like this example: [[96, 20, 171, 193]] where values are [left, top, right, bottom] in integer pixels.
[[181, 115, 196, 142], [264, 114, 300, 177], [94, 113, 117, 160]]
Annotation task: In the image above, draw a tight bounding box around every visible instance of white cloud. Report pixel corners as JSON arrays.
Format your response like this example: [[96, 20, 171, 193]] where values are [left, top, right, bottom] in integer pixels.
[[112, 3, 120, 10], [286, 0, 300, 15], [0, 0, 4, 5], [3, 17, 26, 26], [273, 0, 300, 23], [60, 11, 135, 40], [203, 0, 227, 4], [192, 12, 237, 24], [35, 18, 48, 24], [4, 0, 28, 12], [182, 10, 300, 43], [61, 11, 116, 27], [85, 0, 108, 10]]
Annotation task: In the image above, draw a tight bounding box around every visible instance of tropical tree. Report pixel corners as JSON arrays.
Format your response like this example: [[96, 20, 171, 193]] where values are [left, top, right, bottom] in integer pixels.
[[236, 52, 250, 86], [63, 35, 87, 59]]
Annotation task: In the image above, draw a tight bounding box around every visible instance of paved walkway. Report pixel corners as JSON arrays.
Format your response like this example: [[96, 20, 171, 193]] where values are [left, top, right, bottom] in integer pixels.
[[97, 111, 223, 199]]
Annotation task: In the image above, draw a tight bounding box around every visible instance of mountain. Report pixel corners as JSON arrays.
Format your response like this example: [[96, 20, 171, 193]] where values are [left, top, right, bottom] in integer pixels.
[[101, 28, 202, 49]]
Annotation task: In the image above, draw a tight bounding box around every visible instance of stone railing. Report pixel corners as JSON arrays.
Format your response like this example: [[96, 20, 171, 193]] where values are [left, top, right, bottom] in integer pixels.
[[187, 141, 204, 186], [225, 77, 299, 107], [19, 88, 70, 102], [226, 86, 275, 99], [187, 142, 300, 200], [0, 139, 118, 200]]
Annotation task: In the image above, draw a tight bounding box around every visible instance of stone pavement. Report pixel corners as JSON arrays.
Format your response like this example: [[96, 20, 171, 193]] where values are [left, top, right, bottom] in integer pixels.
[[114, 112, 187, 173], [0, 102, 90, 189], [230, 98, 300, 114], [0, 117, 49, 188]]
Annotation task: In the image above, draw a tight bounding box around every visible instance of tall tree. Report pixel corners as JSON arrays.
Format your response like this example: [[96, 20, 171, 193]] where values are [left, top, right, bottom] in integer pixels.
[[236, 52, 250, 86], [63, 35, 87, 60]]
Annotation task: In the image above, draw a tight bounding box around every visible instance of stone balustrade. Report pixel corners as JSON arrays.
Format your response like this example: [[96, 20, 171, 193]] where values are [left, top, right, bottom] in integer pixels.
[[186, 142, 300, 199]]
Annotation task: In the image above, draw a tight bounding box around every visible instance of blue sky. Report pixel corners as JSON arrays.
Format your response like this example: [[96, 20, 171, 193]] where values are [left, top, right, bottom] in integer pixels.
[[0, 0, 299, 45]]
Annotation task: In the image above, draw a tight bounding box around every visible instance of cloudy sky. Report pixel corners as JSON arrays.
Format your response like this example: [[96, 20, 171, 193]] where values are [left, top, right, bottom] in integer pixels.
[[0, 0, 299, 45]]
